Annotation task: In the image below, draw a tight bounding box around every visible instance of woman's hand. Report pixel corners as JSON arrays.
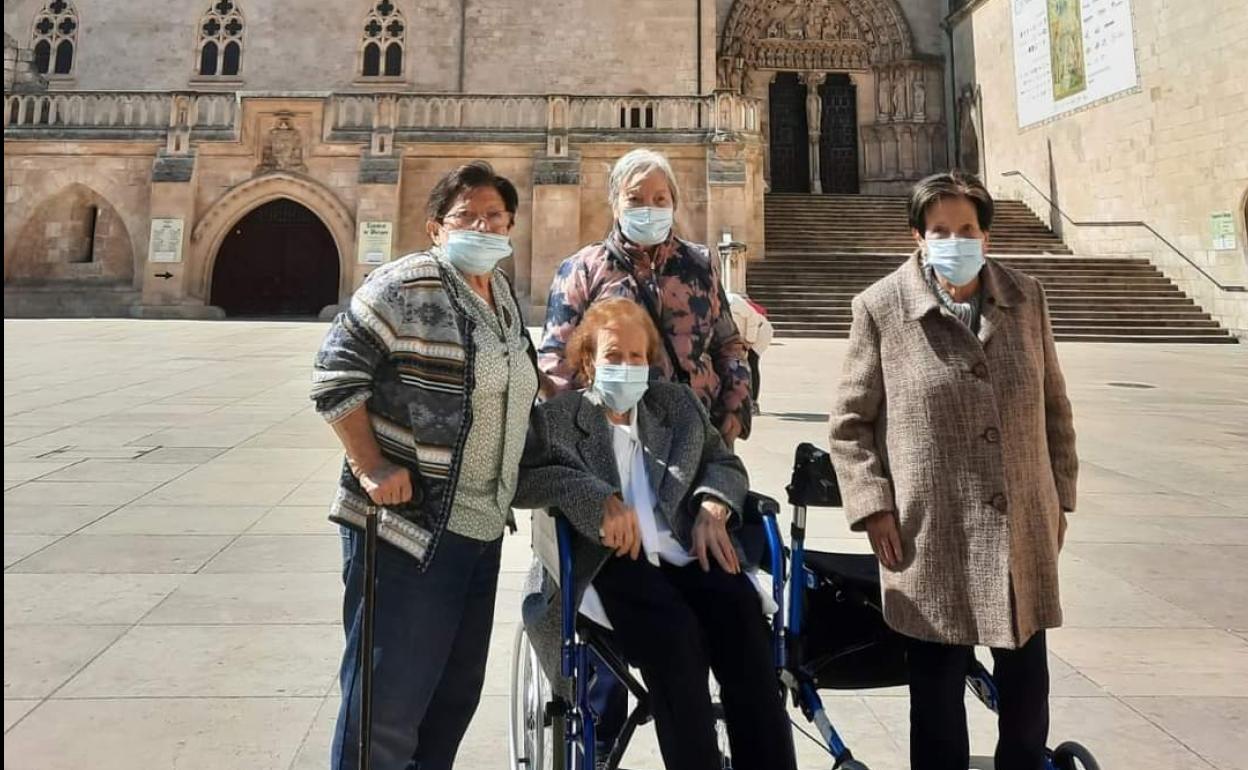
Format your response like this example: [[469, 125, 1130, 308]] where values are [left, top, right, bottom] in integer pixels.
[[718, 413, 743, 449], [692, 498, 740, 574], [601, 496, 642, 559], [358, 460, 414, 507], [864, 510, 903, 569]]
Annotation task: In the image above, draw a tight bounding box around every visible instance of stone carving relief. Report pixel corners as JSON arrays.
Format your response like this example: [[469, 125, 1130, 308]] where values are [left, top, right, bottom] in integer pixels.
[[257, 115, 306, 175], [892, 74, 906, 119], [717, 0, 914, 88]]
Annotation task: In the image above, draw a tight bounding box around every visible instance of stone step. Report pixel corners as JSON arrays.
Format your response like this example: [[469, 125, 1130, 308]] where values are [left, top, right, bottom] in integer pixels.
[[750, 266, 1166, 278], [764, 243, 1073, 254], [761, 194, 1232, 342], [770, 329, 1238, 344], [749, 291, 1197, 304], [767, 313, 1222, 329]]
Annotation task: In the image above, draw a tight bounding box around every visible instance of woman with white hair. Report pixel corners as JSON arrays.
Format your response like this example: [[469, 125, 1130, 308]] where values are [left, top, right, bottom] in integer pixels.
[[538, 147, 753, 446]]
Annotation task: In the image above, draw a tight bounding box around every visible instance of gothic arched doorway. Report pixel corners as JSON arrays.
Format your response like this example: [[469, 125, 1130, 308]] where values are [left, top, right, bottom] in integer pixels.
[[209, 198, 338, 317]]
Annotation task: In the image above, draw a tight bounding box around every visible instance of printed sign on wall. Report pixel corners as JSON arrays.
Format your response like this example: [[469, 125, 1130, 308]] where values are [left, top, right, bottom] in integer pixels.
[[357, 221, 394, 265], [1211, 212, 1237, 251], [149, 218, 185, 263], [1012, 0, 1139, 128]]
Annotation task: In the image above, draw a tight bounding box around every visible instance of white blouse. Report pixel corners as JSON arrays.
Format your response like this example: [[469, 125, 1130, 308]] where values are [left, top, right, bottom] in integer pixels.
[[579, 408, 778, 630]]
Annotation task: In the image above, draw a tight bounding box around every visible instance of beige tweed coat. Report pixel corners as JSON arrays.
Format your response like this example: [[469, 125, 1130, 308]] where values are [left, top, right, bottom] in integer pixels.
[[829, 253, 1077, 649]]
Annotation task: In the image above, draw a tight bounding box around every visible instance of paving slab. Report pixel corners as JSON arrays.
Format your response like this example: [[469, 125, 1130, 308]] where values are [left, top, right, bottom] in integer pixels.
[[3, 624, 128, 699], [58, 625, 339, 698], [7, 534, 233, 574], [2, 697, 321, 770], [3, 573, 185, 625], [4, 321, 1245, 769]]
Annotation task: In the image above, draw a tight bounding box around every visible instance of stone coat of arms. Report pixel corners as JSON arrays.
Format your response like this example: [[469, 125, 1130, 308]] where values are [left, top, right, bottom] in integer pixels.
[[257, 115, 307, 174]]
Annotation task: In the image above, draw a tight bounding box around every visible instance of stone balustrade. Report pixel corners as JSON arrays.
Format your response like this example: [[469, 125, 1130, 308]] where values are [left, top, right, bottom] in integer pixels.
[[3, 91, 238, 133], [329, 92, 761, 136], [4, 89, 761, 143]]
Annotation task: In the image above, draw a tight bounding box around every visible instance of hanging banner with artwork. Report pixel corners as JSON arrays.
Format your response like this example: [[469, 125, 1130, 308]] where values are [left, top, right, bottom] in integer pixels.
[[1011, 0, 1139, 128]]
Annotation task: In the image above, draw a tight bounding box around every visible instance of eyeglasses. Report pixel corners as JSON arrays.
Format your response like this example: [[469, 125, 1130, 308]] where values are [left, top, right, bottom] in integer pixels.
[[442, 209, 512, 229]]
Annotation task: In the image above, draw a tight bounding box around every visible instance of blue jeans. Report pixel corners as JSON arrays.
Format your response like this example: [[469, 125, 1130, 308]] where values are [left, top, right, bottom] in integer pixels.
[[331, 527, 502, 770]]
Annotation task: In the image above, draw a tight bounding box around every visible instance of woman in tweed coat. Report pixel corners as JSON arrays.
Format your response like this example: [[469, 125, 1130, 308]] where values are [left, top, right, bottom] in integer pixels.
[[829, 171, 1077, 770]]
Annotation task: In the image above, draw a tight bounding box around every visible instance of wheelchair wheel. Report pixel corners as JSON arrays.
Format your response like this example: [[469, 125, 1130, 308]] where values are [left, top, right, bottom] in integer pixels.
[[1051, 741, 1100, 770], [510, 624, 561, 770]]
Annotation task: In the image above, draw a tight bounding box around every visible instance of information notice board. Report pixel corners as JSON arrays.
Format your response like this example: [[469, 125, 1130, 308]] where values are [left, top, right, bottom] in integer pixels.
[[1012, 0, 1139, 128]]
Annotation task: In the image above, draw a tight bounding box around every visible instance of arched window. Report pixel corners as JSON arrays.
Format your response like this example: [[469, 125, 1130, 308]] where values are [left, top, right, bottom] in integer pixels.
[[31, 0, 79, 77], [360, 0, 405, 78], [196, 0, 244, 78]]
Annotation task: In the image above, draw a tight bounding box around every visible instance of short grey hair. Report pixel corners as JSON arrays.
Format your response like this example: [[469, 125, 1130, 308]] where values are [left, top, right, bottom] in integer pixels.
[[608, 148, 680, 211]]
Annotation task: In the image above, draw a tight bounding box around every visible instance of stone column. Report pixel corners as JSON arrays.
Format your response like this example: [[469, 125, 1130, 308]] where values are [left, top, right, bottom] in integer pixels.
[[529, 151, 582, 320], [136, 101, 212, 318], [802, 71, 826, 194], [347, 96, 404, 312], [706, 133, 759, 291]]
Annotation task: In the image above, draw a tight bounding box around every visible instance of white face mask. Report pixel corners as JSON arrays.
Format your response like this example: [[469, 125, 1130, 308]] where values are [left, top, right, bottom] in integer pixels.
[[592, 363, 650, 413], [925, 236, 985, 286], [618, 206, 673, 247], [441, 230, 513, 275]]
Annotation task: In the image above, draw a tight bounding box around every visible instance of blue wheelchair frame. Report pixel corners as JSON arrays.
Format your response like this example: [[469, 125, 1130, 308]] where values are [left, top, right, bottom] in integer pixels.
[[551, 493, 860, 770], [548, 445, 1092, 770]]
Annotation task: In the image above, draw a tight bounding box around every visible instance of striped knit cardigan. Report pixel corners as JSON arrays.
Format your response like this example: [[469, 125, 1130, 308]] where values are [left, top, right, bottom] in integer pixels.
[[311, 250, 532, 568]]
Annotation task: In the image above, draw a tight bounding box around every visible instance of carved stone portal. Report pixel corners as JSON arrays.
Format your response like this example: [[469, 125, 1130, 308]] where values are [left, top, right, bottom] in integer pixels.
[[718, 0, 914, 85], [258, 115, 307, 175]]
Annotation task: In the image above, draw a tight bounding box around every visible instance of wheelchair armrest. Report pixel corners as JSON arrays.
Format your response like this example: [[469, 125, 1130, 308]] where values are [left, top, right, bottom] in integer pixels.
[[741, 491, 780, 525]]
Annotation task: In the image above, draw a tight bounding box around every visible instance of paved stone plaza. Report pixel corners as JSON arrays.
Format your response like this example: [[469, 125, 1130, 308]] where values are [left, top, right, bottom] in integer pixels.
[[3, 319, 1247, 769]]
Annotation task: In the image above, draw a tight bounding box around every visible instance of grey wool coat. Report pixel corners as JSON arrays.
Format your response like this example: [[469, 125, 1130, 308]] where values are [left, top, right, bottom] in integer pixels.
[[828, 253, 1078, 649], [513, 382, 749, 686]]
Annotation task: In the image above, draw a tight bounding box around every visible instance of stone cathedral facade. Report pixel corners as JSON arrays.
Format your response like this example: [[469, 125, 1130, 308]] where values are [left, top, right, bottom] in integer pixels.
[[2, 0, 950, 319], [7, 0, 1241, 328]]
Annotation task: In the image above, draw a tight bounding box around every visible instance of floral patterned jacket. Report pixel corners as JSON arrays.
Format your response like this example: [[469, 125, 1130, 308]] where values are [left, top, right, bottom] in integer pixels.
[[538, 227, 752, 436]]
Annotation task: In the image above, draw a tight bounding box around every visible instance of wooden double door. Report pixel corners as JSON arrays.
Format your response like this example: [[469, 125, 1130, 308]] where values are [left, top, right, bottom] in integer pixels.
[[210, 198, 339, 317], [768, 72, 859, 194]]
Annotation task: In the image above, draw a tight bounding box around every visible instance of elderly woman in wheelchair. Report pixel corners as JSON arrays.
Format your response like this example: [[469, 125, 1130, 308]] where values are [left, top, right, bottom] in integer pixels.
[[512, 297, 797, 770]]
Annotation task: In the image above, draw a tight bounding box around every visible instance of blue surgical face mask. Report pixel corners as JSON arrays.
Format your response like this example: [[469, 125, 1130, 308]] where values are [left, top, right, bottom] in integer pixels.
[[592, 363, 650, 413], [441, 229, 513, 275], [925, 236, 985, 287], [618, 206, 673, 247]]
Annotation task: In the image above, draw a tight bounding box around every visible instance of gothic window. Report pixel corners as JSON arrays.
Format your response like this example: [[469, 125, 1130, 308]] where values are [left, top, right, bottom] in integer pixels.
[[31, 0, 79, 76], [196, 0, 244, 78], [360, 0, 405, 78]]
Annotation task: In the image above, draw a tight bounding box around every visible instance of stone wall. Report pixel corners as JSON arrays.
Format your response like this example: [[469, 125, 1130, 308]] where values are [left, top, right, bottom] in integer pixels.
[[2, 0, 708, 96], [5, 183, 135, 284], [3, 152, 153, 287], [3, 97, 761, 319], [463, 0, 707, 95], [955, 0, 1248, 334]]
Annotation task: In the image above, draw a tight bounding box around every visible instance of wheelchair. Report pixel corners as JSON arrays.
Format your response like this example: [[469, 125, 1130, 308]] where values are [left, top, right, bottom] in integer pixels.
[[510, 443, 1100, 770]]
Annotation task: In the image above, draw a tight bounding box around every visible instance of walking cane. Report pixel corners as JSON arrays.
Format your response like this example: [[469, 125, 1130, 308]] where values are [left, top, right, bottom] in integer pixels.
[[358, 507, 379, 770]]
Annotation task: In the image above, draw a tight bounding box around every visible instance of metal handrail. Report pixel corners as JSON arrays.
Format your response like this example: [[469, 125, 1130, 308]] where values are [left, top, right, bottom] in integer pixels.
[[1002, 170, 1246, 292]]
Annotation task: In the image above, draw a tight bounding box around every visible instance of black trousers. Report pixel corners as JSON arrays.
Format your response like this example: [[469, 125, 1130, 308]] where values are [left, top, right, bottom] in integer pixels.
[[906, 631, 1050, 770], [592, 556, 796, 770]]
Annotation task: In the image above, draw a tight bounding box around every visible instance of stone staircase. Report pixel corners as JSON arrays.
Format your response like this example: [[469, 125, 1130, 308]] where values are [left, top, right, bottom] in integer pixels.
[[750, 194, 1237, 343]]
